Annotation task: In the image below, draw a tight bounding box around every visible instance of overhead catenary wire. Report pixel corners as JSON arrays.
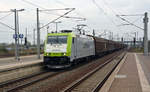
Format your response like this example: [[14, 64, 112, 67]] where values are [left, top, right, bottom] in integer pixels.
[[40, 11, 86, 21], [21, 0, 45, 9], [116, 15, 144, 30], [0, 11, 11, 13], [92, 0, 119, 29], [38, 4, 86, 22], [132, 16, 144, 24], [54, 0, 86, 18], [117, 16, 143, 26], [21, 0, 78, 27], [54, 0, 118, 34], [119, 14, 144, 16], [92, 0, 106, 14], [21, 0, 76, 18], [102, 0, 121, 15], [40, 8, 75, 29], [100, 0, 126, 31], [101, 0, 129, 32], [0, 11, 14, 30], [92, 0, 121, 32], [21, 0, 86, 30], [100, 0, 147, 43], [102, 0, 144, 30], [53, 0, 95, 29], [21, 0, 92, 34], [0, 12, 12, 20], [21, 0, 66, 16], [0, 21, 14, 30]]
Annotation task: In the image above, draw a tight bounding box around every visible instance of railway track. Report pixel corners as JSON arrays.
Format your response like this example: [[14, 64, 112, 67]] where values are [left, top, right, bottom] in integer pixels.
[[0, 62, 44, 84], [62, 52, 125, 92], [0, 51, 125, 92], [0, 70, 64, 92]]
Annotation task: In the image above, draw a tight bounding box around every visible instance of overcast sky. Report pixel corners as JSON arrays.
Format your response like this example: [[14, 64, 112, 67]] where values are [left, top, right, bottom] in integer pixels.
[[0, 0, 150, 44]]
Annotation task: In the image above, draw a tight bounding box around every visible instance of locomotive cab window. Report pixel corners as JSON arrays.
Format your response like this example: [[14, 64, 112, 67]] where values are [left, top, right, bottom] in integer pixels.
[[47, 36, 67, 44]]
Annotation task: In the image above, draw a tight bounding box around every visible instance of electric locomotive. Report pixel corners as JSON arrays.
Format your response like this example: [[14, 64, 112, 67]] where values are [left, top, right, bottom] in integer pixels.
[[44, 30, 95, 68]]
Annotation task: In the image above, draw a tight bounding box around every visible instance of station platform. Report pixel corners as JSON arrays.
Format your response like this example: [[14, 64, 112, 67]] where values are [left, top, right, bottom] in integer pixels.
[[100, 53, 150, 92], [0, 55, 43, 71]]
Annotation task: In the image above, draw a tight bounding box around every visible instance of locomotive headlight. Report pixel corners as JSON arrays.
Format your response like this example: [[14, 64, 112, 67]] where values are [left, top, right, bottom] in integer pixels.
[[63, 53, 66, 55], [47, 53, 49, 56]]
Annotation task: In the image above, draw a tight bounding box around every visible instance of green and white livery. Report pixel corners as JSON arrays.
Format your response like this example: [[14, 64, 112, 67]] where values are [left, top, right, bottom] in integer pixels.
[[44, 31, 95, 68]]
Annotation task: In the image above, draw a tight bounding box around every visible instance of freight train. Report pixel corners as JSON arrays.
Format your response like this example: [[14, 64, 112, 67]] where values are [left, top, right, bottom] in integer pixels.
[[44, 30, 125, 69]]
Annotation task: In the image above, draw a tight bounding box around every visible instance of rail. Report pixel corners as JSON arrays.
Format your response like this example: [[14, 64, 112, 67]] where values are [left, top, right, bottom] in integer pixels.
[[62, 52, 124, 92]]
